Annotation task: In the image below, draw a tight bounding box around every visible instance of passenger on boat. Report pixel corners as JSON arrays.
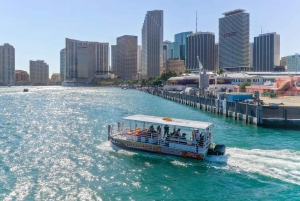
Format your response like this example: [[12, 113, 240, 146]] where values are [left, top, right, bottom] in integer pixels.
[[149, 125, 155, 133], [180, 133, 187, 140], [157, 125, 161, 133], [195, 129, 201, 142], [177, 129, 181, 137], [164, 124, 169, 137]]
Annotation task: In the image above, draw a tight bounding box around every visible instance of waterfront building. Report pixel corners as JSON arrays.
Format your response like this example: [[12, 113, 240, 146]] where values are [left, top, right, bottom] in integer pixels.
[[30, 60, 49, 85], [167, 42, 180, 60], [65, 38, 109, 83], [219, 9, 250, 71], [0, 43, 15, 85], [111, 45, 117, 72], [174, 31, 193, 61], [286, 54, 300, 72], [163, 41, 171, 73], [186, 32, 215, 71], [253, 32, 280, 72], [60, 48, 66, 83], [115, 35, 138, 80], [166, 60, 185, 75], [141, 10, 163, 77], [280, 56, 287, 69], [15, 70, 29, 84], [214, 43, 219, 71]]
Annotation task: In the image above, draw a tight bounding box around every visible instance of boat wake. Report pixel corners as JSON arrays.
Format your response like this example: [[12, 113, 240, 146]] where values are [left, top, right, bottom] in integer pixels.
[[216, 148, 300, 186]]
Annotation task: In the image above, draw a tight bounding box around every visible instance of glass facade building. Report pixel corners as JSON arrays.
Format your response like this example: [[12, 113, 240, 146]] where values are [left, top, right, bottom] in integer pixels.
[[219, 9, 250, 71], [174, 31, 192, 61], [0, 43, 15, 86], [253, 32, 280, 72], [167, 42, 180, 60], [287, 54, 300, 72], [141, 10, 163, 77]]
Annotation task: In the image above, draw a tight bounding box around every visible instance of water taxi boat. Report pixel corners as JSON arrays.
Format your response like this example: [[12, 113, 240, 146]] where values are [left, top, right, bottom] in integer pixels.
[[108, 114, 225, 160]]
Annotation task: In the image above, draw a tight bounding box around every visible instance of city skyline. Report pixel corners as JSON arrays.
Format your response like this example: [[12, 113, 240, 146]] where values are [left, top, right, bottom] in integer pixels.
[[1, 0, 300, 75]]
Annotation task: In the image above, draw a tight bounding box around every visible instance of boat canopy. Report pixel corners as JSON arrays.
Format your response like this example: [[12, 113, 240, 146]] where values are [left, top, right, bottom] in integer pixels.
[[123, 114, 212, 129]]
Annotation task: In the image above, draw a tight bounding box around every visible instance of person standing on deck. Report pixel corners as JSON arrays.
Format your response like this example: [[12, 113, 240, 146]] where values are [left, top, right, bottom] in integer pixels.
[[164, 124, 169, 137]]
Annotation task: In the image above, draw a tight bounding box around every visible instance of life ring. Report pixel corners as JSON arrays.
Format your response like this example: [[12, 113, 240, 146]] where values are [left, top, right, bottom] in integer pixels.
[[162, 117, 172, 121]]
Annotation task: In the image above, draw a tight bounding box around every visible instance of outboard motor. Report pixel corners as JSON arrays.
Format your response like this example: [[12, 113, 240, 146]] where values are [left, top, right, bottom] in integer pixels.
[[214, 144, 226, 156], [207, 144, 226, 156]]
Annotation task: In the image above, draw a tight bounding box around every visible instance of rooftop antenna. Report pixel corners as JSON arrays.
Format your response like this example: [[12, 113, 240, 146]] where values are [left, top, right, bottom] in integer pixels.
[[196, 11, 197, 32]]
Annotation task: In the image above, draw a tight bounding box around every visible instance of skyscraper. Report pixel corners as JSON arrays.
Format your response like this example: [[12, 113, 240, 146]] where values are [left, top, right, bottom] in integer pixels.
[[163, 41, 171, 72], [167, 42, 180, 60], [0, 43, 15, 86], [60, 48, 66, 83], [186, 32, 215, 71], [137, 45, 142, 78], [111, 45, 117, 72], [219, 9, 250, 71], [65, 38, 109, 83], [214, 43, 219, 71], [141, 10, 163, 77], [174, 31, 193, 61], [253, 33, 280, 72], [30, 60, 49, 85], [115, 35, 138, 80]]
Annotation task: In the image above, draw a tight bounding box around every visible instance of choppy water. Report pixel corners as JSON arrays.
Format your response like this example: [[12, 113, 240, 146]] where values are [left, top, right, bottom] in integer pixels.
[[0, 86, 299, 200]]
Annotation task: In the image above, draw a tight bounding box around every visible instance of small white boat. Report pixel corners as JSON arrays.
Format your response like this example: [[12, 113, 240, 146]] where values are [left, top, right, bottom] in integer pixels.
[[108, 114, 225, 160]]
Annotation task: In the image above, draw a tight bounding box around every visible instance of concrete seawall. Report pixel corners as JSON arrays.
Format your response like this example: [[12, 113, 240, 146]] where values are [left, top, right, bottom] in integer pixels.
[[142, 89, 300, 129]]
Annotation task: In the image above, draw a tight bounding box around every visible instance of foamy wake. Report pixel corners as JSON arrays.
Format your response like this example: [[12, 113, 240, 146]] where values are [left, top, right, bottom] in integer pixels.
[[209, 148, 300, 185]]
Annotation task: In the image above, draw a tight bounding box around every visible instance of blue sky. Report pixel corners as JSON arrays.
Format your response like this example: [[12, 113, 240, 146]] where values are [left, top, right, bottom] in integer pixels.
[[1, 0, 299, 75]]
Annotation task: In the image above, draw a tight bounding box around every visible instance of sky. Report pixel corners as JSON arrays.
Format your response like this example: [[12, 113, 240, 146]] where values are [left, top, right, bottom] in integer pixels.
[[1, 0, 300, 76]]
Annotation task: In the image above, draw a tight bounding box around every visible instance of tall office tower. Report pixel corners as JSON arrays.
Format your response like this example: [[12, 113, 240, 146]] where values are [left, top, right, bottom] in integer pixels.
[[29, 60, 49, 85], [167, 42, 180, 59], [253, 32, 280, 72], [141, 10, 163, 77], [186, 32, 215, 71], [111, 45, 117, 72], [163, 41, 171, 72], [115, 35, 138, 80], [214, 43, 219, 71], [65, 38, 109, 83], [0, 43, 15, 85], [60, 48, 66, 83], [219, 9, 250, 71], [174, 31, 193, 61], [137, 45, 142, 77], [249, 42, 253, 68]]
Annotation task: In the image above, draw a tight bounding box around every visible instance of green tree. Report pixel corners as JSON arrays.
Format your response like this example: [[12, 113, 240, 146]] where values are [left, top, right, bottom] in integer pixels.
[[217, 68, 224, 75], [239, 82, 251, 90]]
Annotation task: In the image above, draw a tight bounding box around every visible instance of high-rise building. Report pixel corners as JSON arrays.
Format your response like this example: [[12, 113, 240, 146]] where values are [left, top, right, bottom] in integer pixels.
[[115, 35, 138, 80], [163, 41, 171, 73], [214, 43, 219, 71], [141, 10, 163, 77], [0, 43, 15, 85], [15, 70, 29, 84], [286, 54, 300, 72], [174, 31, 193, 61], [111, 45, 117, 72], [30, 60, 49, 85], [186, 32, 215, 71], [137, 45, 142, 78], [253, 32, 280, 72], [249, 42, 253, 68], [167, 42, 180, 60], [60, 48, 66, 83], [65, 38, 109, 83], [219, 9, 250, 71]]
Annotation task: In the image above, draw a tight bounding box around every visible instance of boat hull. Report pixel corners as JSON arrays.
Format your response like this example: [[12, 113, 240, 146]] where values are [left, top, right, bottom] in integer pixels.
[[110, 137, 205, 160]]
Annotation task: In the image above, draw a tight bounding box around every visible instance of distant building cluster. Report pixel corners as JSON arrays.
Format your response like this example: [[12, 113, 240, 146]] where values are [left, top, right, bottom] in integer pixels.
[[3, 8, 300, 85]]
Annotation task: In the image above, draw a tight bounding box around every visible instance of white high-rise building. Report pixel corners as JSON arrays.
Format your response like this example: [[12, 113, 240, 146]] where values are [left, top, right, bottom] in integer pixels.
[[141, 10, 163, 77], [219, 9, 250, 71], [0, 43, 15, 85], [30, 60, 49, 85], [65, 38, 109, 83]]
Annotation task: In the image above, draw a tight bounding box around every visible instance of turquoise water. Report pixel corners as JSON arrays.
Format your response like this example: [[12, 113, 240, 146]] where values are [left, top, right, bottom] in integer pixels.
[[0, 87, 299, 200]]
